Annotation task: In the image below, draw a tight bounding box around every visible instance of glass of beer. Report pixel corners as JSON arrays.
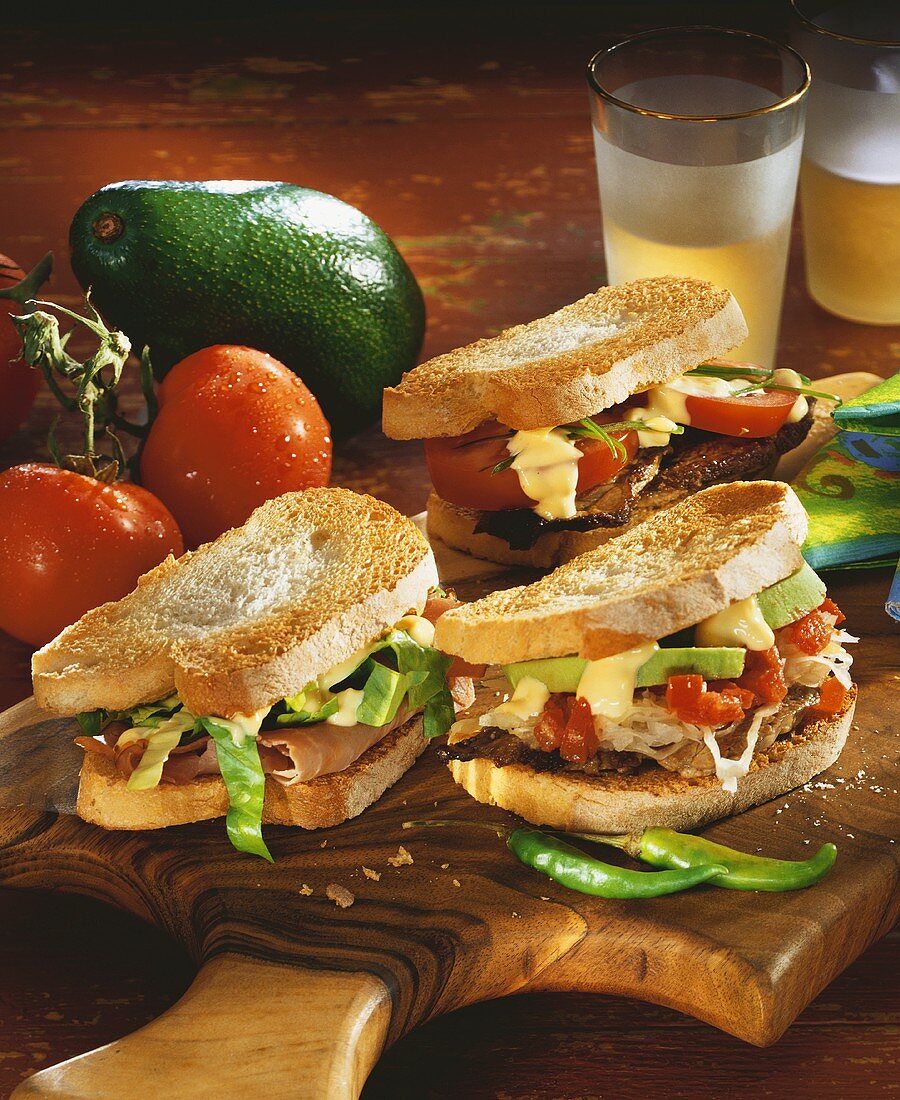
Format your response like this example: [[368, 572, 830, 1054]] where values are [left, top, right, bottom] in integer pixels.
[[587, 29, 810, 368], [792, 2, 900, 324]]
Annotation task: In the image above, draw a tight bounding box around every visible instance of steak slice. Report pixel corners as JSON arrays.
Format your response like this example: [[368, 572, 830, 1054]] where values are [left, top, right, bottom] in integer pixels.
[[439, 728, 643, 775], [473, 405, 813, 550]]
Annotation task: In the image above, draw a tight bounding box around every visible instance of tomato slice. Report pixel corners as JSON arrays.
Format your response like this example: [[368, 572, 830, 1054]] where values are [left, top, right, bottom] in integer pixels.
[[424, 418, 638, 512], [680, 358, 799, 438]]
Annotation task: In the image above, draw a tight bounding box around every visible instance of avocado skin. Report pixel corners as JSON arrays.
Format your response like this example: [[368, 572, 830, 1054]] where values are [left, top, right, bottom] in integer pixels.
[[69, 180, 425, 436]]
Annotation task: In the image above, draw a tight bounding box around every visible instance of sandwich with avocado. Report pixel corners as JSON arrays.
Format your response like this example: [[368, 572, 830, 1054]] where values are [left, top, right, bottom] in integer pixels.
[[382, 277, 825, 568], [433, 481, 857, 832], [31, 489, 471, 859]]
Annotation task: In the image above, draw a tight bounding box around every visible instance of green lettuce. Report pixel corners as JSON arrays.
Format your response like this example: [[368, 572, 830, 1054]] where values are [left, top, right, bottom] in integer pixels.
[[199, 717, 272, 863], [276, 694, 340, 726]]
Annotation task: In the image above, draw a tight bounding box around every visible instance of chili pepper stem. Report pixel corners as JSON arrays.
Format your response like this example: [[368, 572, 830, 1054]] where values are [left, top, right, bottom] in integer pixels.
[[566, 831, 644, 859]]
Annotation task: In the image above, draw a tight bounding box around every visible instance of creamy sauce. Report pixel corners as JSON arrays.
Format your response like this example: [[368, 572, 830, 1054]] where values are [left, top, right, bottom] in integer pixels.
[[771, 368, 809, 422], [696, 596, 775, 651], [507, 427, 582, 520], [493, 675, 550, 722], [395, 613, 436, 647], [576, 641, 659, 719], [625, 410, 680, 448], [205, 708, 269, 744]]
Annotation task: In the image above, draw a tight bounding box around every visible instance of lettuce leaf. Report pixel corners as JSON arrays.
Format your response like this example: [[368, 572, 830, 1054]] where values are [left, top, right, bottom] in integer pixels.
[[424, 685, 456, 739], [76, 709, 109, 738], [198, 717, 272, 862], [276, 693, 340, 726], [356, 663, 421, 726]]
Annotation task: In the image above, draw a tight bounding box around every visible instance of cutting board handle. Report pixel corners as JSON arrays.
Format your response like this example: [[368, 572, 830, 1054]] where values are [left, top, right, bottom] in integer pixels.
[[13, 954, 392, 1099]]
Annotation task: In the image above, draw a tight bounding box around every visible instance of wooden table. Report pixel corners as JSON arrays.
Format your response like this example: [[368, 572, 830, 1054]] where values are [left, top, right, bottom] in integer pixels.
[[0, 4, 897, 1097]]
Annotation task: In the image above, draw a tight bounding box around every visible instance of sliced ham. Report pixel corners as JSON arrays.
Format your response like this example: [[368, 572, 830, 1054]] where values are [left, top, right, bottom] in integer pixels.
[[257, 708, 409, 785]]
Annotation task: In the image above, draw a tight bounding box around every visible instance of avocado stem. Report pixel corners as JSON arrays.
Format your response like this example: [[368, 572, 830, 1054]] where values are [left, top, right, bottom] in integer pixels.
[[92, 212, 124, 243]]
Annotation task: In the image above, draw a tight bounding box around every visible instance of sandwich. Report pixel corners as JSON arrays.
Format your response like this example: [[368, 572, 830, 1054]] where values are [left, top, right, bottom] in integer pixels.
[[382, 277, 823, 568], [433, 481, 857, 833], [32, 488, 471, 860]]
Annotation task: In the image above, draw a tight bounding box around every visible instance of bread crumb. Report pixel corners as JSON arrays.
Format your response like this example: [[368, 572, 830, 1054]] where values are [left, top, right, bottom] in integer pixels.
[[440, 862, 450, 870], [298, 884, 313, 896], [540, 896, 550, 901], [388, 845, 414, 867], [326, 883, 355, 908], [362, 866, 381, 881], [452, 878, 461, 887], [320, 840, 328, 848]]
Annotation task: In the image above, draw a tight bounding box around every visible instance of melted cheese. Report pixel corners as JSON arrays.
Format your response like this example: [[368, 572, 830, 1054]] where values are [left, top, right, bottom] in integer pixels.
[[318, 641, 381, 690], [696, 596, 775, 652], [395, 613, 435, 647], [494, 675, 550, 722], [576, 641, 659, 719], [507, 427, 582, 520], [205, 708, 269, 744]]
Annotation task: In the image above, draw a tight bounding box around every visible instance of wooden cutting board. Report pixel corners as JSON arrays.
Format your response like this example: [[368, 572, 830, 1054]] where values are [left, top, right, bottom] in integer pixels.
[[0, 550, 897, 1100]]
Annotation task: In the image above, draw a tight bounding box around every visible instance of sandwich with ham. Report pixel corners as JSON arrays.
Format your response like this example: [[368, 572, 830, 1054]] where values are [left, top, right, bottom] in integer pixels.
[[433, 481, 857, 832], [31, 488, 471, 860], [382, 277, 825, 568]]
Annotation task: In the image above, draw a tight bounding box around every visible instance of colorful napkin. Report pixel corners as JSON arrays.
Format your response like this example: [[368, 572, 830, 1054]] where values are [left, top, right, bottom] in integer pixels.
[[833, 372, 900, 435], [794, 432, 900, 572]]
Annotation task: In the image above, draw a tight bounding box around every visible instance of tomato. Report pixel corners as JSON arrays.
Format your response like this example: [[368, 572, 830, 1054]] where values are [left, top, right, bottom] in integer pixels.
[[737, 647, 788, 706], [810, 676, 847, 716], [533, 695, 600, 764], [666, 674, 754, 726], [818, 597, 845, 626], [0, 254, 40, 445], [141, 346, 332, 549], [534, 695, 568, 754], [424, 418, 638, 512], [683, 359, 798, 438], [789, 609, 833, 656], [0, 464, 183, 646]]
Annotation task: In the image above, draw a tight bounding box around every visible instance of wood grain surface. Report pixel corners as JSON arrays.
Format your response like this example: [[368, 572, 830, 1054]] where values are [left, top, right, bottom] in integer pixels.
[[0, 3, 898, 1097]]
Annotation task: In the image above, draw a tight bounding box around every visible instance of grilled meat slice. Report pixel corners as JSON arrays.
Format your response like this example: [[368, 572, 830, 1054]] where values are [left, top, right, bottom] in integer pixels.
[[472, 405, 813, 550], [439, 728, 644, 774]]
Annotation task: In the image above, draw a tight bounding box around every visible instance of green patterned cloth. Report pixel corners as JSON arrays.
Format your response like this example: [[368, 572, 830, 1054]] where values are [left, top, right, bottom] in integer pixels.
[[794, 433, 900, 571], [833, 371, 900, 435]]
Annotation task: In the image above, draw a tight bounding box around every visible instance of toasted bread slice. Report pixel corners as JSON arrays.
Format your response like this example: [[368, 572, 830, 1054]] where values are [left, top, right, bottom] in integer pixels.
[[433, 481, 807, 665], [76, 714, 427, 831], [382, 277, 747, 439], [446, 690, 855, 834], [33, 489, 438, 718]]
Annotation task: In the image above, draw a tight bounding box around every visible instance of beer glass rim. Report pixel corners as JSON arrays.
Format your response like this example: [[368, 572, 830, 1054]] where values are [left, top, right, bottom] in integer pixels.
[[586, 26, 811, 122], [790, 1, 900, 48]]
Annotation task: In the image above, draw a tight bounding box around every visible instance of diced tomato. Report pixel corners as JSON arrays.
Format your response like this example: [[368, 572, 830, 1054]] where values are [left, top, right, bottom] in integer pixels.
[[666, 674, 754, 726], [424, 416, 638, 513], [534, 696, 568, 753], [559, 697, 600, 765], [533, 695, 601, 763], [738, 646, 788, 705], [809, 676, 848, 716], [790, 609, 833, 656], [818, 597, 845, 626]]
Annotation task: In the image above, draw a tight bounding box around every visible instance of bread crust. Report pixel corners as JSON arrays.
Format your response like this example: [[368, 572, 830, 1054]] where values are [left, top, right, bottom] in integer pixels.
[[76, 715, 428, 832], [433, 481, 808, 665], [32, 489, 438, 718], [447, 691, 856, 834], [383, 277, 747, 438]]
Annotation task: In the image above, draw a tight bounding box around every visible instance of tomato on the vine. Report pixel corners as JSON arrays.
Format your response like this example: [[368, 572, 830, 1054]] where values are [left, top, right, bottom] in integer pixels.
[[0, 253, 41, 445], [424, 418, 637, 512], [0, 464, 183, 646], [141, 345, 332, 549]]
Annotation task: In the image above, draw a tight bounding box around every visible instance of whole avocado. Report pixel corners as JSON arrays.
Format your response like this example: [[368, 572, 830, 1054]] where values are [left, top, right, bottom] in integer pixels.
[[69, 180, 425, 436]]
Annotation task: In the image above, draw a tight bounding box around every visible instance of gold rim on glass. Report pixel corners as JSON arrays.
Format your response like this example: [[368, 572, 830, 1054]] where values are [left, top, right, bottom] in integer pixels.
[[790, 1, 900, 48], [586, 26, 811, 123]]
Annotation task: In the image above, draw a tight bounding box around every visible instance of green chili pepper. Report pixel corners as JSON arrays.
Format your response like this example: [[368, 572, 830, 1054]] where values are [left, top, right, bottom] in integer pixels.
[[508, 828, 727, 899], [402, 821, 726, 899], [576, 828, 837, 892]]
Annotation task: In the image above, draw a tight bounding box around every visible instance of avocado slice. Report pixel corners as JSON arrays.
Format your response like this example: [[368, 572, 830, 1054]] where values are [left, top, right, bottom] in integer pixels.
[[757, 563, 827, 630], [503, 646, 746, 693], [68, 180, 425, 437]]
